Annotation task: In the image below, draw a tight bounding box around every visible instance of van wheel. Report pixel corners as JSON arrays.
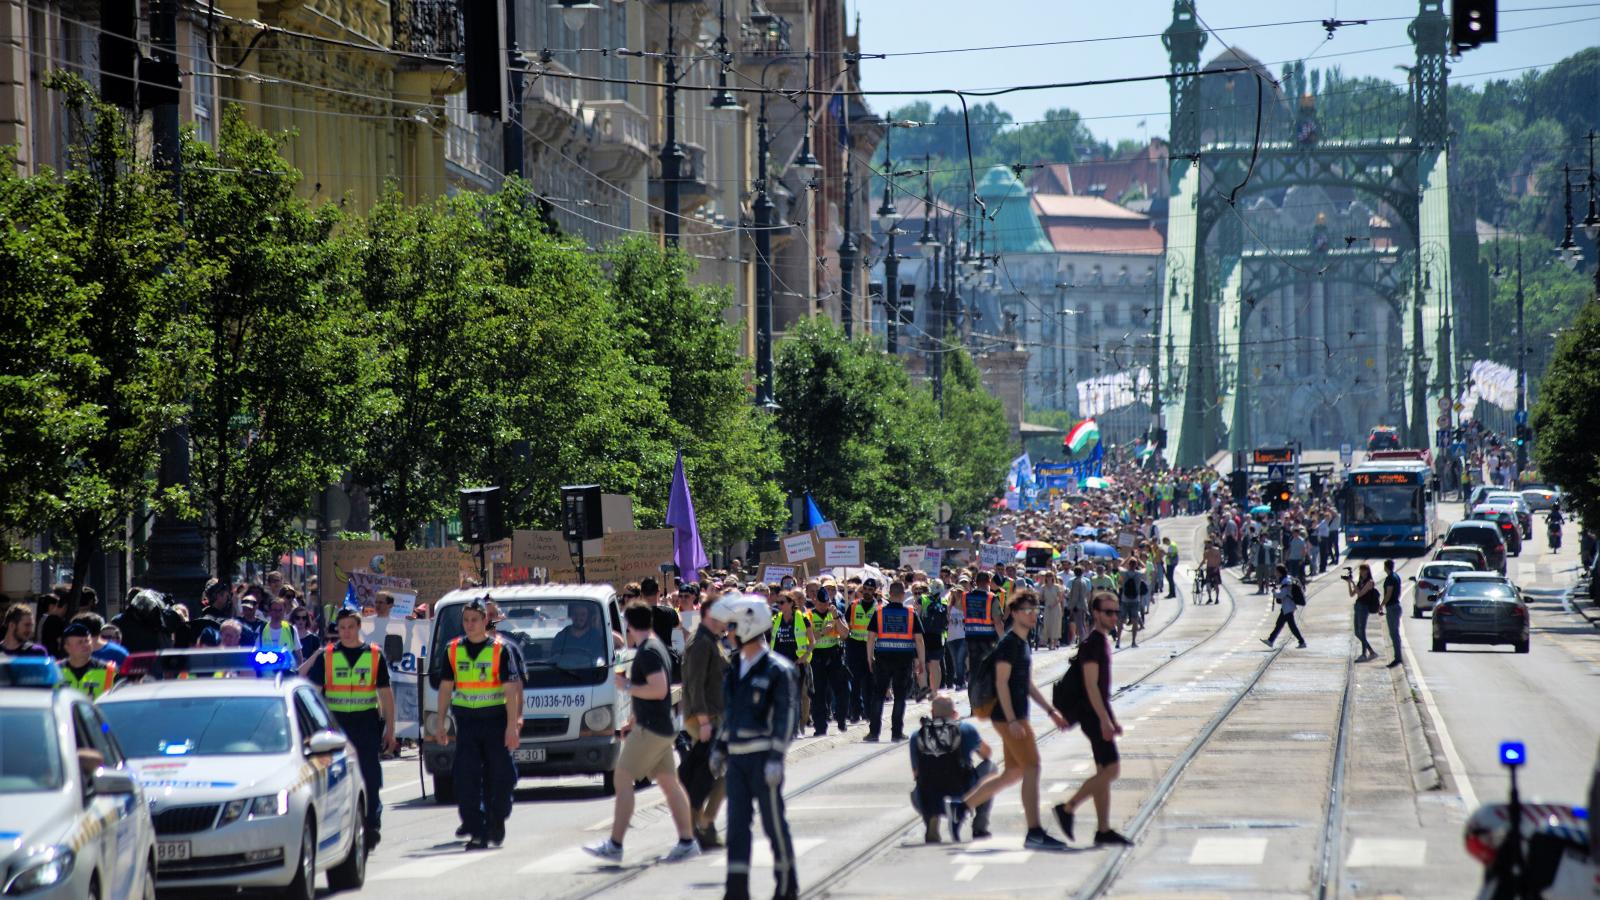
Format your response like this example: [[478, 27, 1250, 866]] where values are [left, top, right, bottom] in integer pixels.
[[1431, 638, 1446, 653], [287, 822, 316, 900], [327, 801, 367, 891], [601, 769, 616, 796], [433, 773, 455, 805], [1514, 640, 1530, 654]]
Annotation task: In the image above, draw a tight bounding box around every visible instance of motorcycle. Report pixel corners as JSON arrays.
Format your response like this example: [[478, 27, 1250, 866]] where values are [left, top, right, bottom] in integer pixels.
[[1549, 512, 1565, 552], [1464, 741, 1595, 899]]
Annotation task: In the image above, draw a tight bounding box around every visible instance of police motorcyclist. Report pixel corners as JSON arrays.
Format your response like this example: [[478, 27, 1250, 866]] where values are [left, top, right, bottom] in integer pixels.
[[707, 594, 801, 900], [1548, 502, 1565, 551]]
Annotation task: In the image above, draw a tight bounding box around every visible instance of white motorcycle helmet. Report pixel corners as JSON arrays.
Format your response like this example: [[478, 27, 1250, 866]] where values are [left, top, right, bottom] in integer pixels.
[[708, 593, 774, 645]]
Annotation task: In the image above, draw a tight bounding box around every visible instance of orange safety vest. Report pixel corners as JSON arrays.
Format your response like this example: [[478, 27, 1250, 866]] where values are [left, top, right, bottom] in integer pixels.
[[964, 589, 996, 637], [448, 636, 506, 708], [873, 603, 916, 654]]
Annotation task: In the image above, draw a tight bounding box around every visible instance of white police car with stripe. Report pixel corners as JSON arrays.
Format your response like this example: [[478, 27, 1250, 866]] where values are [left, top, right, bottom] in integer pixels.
[[96, 650, 367, 900], [0, 657, 157, 900]]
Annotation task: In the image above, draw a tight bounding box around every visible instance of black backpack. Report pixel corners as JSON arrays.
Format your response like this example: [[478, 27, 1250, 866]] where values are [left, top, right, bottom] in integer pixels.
[[1122, 575, 1140, 601], [913, 717, 970, 791], [1291, 579, 1307, 606], [922, 599, 949, 635], [1051, 653, 1091, 726], [967, 645, 1000, 718]]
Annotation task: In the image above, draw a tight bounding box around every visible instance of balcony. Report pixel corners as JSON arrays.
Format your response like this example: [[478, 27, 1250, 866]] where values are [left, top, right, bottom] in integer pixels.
[[525, 60, 581, 141], [740, 10, 791, 62], [650, 142, 713, 213], [392, 0, 463, 62], [586, 99, 651, 181]]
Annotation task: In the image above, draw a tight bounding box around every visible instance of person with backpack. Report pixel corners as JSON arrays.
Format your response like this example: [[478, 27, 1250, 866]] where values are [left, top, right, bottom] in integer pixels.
[[918, 584, 948, 701], [1260, 564, 1308, 649], [1050, 590, 1131, 847], [909, 694, 993, 843], [957, 591, 1072, 851], [1116, 559, 1143, 649], [1343, 563, 1379, 662]]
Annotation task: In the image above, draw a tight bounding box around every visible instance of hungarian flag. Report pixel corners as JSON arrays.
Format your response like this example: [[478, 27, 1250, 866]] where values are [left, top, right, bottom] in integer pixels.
[[1064, 419, 1100, 457]]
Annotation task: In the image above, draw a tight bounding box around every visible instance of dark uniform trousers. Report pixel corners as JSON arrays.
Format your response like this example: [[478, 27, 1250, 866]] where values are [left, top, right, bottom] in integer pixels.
[[725, 753, 798, 900], [334, 712, 384, 843], [809, 646, 848, 732], [868, 654, 915, 739], [844, 640, 872, 721], [454, 711, 516, 840]]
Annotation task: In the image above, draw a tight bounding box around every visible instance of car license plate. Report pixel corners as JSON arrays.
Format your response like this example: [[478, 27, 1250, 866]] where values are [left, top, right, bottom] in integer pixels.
[[157, 841, 191, 862], [513, 747, 546, 763]]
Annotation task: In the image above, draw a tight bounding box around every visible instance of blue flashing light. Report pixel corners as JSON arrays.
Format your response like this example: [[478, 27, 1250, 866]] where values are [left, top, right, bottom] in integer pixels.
[[0, 656, 62, 687], [253, 651, 281, 666], [1499, 740, 1526, 767], [1572, 807, 1587, 820]]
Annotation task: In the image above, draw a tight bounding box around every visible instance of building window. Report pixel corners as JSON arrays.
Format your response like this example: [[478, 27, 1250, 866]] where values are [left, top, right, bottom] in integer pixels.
[[190, 32, 215, 145], [1104, 304, 1118, 325]]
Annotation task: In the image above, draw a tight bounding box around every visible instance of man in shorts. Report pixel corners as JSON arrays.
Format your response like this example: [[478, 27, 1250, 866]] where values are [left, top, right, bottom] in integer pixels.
[[1116, 560, 1142, 649], [585, 604, 700, 863], [1203, 540, 1223, 604], [1053, 591, 1130, 846]]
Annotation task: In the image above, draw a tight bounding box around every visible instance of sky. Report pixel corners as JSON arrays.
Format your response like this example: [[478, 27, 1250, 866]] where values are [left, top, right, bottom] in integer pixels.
[[854, 0, 1600, 146]]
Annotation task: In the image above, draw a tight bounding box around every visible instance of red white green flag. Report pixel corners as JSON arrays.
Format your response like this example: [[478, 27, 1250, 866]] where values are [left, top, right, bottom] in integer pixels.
[[1064, 419, 1100, 456]]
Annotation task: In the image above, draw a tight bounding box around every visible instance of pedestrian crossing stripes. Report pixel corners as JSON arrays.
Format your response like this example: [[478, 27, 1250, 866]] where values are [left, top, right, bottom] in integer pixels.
[[369, 852, 482, 881], [1188, 837, 1268, 865], [1346, 838, 1427, 867]]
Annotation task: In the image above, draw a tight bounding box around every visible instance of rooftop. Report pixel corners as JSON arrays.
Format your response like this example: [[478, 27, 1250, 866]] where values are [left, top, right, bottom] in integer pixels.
[[1032, 194, 1149, 221]]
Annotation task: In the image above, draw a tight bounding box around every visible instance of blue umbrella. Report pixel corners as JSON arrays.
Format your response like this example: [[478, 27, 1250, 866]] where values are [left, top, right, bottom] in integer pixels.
[[1071, 525, 1099, 537], [1080, 541, 1120, 559]]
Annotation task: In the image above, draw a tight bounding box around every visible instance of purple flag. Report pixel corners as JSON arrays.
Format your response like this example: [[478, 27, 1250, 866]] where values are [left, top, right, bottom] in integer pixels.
[[666, 451, 708, 576]]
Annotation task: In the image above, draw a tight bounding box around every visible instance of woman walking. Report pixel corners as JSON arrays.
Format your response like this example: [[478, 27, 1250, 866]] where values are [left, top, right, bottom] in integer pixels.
[[1344, 563, 1380, 661]]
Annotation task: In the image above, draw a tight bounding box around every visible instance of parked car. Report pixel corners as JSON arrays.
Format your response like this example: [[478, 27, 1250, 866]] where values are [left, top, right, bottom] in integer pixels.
[[1411, 560, 1477, 617], [1444, 520, 1509, 574], [1432, 578, 1529, 654], [1471, 505, 1523, 557], [1434, 544, 1490, 571]]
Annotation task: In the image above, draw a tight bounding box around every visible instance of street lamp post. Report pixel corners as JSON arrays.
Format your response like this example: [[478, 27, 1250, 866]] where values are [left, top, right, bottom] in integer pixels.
[[877, 125, 902, 353], [1514, 240, 1528, 472], [1558, 133, 1600, 298], [659, 13, 685, 248], [754, 95, 776, 407], [840, 154, 858, 338]]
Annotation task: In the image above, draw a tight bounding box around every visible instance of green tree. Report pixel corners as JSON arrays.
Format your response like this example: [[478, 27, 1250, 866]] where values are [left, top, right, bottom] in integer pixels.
[[1478, 239, 1594, 367], [774, 319, 943, 561], [182, 109, 377, 577], [27, 75, 200, 599], [604, 238, 785, 545], [937, 347, 1015, 526], [989, 108, 1102, 166], [1530, 299, 1600, 530]]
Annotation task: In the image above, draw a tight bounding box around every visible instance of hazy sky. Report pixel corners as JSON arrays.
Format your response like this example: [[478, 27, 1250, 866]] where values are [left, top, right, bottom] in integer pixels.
[[854, 1, 1599, 145]]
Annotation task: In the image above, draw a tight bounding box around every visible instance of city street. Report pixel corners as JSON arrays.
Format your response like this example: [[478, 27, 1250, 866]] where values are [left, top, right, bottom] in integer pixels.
[[335, 510, 1599, 899]]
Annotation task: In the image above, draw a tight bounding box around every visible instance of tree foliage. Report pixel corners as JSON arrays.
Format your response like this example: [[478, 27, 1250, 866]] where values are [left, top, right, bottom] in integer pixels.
[[182, 109, 376, 576], [1530, 300, 1600, 530]]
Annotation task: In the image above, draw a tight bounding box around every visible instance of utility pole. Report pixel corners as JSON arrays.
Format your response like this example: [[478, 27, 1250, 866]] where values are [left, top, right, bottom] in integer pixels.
[[929, 230, 946, 414], [502, 0, 524, 178], [1515, 240, 1527, 473], [840, 156, 856, 338], [753, 97, 776, 407], [660, 19, 684, 247], [140, 0, 207, 606]]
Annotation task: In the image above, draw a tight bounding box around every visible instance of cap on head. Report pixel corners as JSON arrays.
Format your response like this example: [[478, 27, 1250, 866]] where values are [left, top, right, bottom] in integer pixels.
[[60, 622, 91, 641]]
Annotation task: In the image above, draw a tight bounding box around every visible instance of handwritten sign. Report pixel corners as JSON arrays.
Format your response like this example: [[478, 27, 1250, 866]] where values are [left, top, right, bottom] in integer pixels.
[[920, 548, 943, 578], [347, 570, 414, 607], [513, 530, 572, 570], [386, 547, 475, 605], [978, 542, 1012, 567], [821, 538, 863, 567], [581, 555, 622, 586], [388, 589, 417, 617], [319, 539, 396, 612], [783, 532, 818, 564], [607, 529, 676, 582], [898, 546, 927, 569], [814, 521, 839, 539], [759, 564, 798, 584]]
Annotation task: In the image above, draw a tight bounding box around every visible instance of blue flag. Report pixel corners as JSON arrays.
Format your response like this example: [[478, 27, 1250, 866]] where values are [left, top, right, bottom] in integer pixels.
[[341, 582, 360, 611], [805, 494, 827, 530]]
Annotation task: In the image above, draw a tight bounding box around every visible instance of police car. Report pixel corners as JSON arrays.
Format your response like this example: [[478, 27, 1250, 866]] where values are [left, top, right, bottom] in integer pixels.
[[0, 656, 156, 900], [96, 649, 367, 900]]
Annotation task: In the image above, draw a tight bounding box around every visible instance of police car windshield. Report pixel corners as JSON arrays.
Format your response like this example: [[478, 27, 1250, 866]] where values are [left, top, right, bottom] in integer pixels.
[[437, 599, 609, 682], [99, 697, 292, 758], [0, 709, 64, 793]]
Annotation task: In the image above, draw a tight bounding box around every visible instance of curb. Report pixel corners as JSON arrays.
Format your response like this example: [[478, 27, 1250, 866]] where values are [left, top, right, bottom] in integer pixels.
[[1391, 664, 1443, 793], [1566, 579, 1600, 629]]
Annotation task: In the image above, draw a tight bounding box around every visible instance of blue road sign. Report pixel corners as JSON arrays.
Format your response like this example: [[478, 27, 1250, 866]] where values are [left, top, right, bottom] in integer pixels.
[[1514, 409, 1528, 425]]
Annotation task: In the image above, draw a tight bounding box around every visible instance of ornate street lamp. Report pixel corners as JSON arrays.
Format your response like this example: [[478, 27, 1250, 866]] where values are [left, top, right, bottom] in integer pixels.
[[550, 0, 598, 32]]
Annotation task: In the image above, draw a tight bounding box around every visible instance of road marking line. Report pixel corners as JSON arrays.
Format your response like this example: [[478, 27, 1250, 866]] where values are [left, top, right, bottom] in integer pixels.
[[952, 848, 1032, 865], [1188, 837, 1269, 865], [370, 854, 482, 880], [380, 780, 420, 797], [1135, 716, 1150, 722], [1072, 762, 1091, 774], [1048, 782, 1070, 793], [1403, 626, 1477, 811], [520, 847, 600, 874], [1346, 837, 1427, 867], [954, 864, 983, 881], [706, 837, 824, 868]]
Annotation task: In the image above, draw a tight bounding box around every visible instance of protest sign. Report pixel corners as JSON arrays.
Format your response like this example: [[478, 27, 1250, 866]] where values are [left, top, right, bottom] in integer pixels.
[[759, 564, 799, 584], [513, 530, 572, 569], [898, 546, 927, 569], [581, 555, 622, 585], [347, 570, 414, 608], [920, 548, 943, 578], [814, 521, 839, 539], [978, 542, 1012, 568], [821, 538, 863, 567], [782, 531, 818, 564], [388, 590, 417, 617], [367, 618, 430, 740], [1117, 531, 1137, 551], [386, 547, 474, 605], [606, 529, 676, 582], [319, 539, 396, 611], [1000, 523, 1017, 546]]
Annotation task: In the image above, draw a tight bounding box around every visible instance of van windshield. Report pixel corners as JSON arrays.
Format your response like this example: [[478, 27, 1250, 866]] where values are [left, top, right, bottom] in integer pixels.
[[435, 598, 612, 687]]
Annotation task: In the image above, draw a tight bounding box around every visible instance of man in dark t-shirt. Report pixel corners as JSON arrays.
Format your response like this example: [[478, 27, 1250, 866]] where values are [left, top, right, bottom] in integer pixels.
[[1053, 590, 1129, 848], [957, 591, 1070, 851]]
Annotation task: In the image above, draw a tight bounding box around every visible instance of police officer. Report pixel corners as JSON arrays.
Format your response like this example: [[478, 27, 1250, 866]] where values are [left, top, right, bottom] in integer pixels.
[[430, 598, 524, 850], [58, 623, 116, 699], [961, 572, 1003, 673], [708, 595, 800, 900], [770, 591, 812, 737], [806, 580, 849, 736], [865, 581, 925, 742], [304, 608, 397, 850], [844, 579, 879, 723]]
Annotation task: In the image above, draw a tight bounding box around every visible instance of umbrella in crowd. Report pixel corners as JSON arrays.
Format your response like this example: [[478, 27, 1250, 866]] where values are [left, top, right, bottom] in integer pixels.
[[1250, 504, 1273, 515], [1071, 525, 1100, 537], [1013, 540, 1055, 550], [1079, 541, 1121, 559]]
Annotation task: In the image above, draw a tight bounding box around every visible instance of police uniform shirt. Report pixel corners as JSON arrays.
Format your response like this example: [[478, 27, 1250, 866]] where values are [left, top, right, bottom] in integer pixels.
[[306, 645, 393, 723], [428, 635, 525, 721], [872, 602, 924, 654]]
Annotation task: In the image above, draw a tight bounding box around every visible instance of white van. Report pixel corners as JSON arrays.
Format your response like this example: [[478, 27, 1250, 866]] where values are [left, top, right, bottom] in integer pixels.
[[422, 584, 631, 798]]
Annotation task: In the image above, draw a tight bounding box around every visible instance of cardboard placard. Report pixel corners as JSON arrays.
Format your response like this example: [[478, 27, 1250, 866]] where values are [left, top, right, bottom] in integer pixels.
[[978, 542, 1012, 567], [782, 531, 818, 564], [319, 539, 396, 611], [898, 546, 928, 569], [814, 521, 839, 539], [347, 570, 414, 608], [606, 529, 676, 582], [821, 538, 863, 567], [580, 555, 622, 586], [388, 590, 417, 618], [759, 564, 799, 584], [512, 530, 573, 570], [920, 549, 943, 578], [385, 546, 475, 605]]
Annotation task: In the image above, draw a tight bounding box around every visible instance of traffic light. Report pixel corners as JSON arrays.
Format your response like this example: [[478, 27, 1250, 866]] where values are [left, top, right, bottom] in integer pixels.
[[462, 0, 506, 119], [1267, 481, 1293, 512], [1228, 470, 1249, 502], [100, 0, 137, 109], [1310, 472, 1324, 498], [1451, 0, 1498, 51]]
